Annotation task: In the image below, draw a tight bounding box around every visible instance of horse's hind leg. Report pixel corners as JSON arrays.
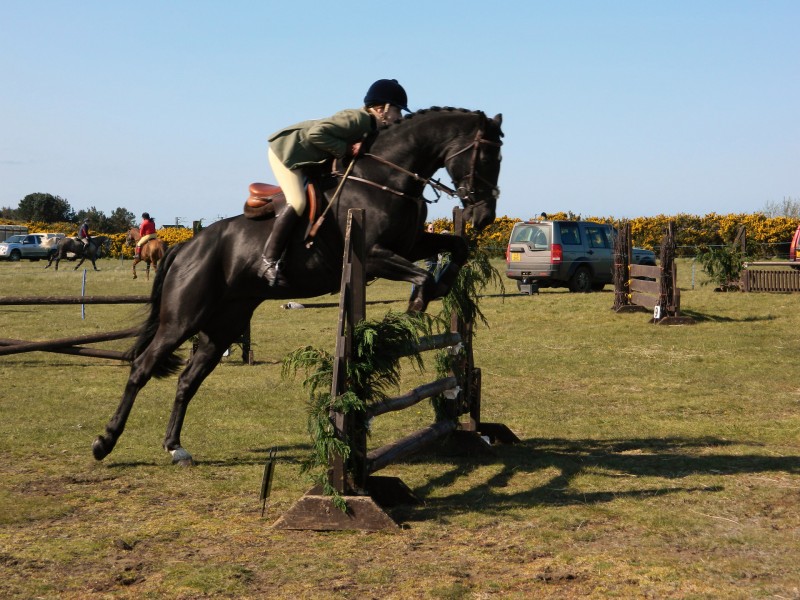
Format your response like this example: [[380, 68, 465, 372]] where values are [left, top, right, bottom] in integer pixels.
[[92, 332, 182, 461], [162, 303, 257, 465]]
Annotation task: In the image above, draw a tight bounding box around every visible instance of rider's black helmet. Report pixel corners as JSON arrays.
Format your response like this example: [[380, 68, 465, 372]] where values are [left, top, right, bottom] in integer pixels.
[[142, 212, 150, 219], [364, 79, 408, 111]]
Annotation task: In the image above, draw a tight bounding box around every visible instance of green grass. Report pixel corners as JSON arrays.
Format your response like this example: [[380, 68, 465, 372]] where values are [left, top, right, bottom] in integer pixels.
[[0, 257, 799, 598]]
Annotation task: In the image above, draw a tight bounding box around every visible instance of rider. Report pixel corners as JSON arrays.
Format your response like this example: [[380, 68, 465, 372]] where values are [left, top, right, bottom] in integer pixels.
[[135, 212, 157, 259], [79, 220, 91, 247], [258, 78, 409, 286]]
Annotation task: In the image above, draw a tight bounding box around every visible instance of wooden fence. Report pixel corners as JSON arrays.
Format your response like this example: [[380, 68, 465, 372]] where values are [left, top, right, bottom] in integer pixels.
[[740, 263, 800, 292], [273, 208, 518, 531], [613, 222, 693, 325], [0, 295, 253, 363]]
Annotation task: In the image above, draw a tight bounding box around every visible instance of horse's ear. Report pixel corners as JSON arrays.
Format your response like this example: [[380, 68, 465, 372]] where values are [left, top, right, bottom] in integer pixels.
[[493, 113, 503, 130]]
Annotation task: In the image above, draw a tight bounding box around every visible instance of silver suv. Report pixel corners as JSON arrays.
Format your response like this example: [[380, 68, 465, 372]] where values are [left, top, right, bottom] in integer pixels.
[[505, 220, 656, 293], [0, 234, 55, 262]]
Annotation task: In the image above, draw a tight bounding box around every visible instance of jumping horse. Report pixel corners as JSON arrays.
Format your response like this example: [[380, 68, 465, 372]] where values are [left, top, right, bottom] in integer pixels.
[[45, 235, 111, 271], [92, 107, 503, 465], [125, 228, 168, 280]]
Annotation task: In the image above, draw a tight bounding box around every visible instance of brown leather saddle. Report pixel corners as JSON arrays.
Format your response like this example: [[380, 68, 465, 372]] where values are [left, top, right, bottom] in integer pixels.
[[244, 182, 318, 223]]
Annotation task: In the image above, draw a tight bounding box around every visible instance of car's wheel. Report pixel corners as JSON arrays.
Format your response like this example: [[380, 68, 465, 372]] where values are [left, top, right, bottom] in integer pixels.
[[9, 249, 21, 262], [568, 266, 592, 293]]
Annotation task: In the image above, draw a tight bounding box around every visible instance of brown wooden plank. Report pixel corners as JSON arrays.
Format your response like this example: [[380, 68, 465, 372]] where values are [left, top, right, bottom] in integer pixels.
[[366, 419, 458, 474], [629, 278, 661, 295], [630, 264, 660, 278], [629, 291, 657, 310]]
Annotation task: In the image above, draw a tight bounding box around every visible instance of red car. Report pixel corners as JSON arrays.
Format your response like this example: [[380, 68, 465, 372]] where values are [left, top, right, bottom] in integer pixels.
[[790, 224, 800, 268]]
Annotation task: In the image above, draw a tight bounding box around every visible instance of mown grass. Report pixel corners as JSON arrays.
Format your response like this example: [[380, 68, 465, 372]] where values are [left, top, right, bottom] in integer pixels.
[[0, 256, 798, 598]]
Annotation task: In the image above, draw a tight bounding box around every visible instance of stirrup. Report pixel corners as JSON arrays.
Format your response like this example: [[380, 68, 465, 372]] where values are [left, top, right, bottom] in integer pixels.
[[258, 257, 281, 285]]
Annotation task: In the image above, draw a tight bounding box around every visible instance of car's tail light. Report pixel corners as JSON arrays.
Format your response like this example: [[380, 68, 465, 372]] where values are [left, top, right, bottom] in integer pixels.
[[551, 243, 563, 263], [505, 244, 510, 262]]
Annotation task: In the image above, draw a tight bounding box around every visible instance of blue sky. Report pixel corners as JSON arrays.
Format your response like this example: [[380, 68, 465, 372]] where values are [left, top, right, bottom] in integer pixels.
[[1, 1, 797, 226]]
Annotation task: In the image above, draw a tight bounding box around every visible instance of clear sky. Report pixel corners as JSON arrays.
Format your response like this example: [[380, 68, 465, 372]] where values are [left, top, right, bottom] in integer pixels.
[[1, 1, 798, 226]]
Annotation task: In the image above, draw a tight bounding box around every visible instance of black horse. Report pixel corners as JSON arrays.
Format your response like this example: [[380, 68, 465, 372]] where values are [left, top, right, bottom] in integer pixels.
[[92, 107, 503, 464], [45, 235, 111, 271]]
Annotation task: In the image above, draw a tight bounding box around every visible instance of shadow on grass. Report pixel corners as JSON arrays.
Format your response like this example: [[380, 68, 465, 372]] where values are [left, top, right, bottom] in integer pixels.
[[395, 435, 800, 523], [677, 309, 778, 323], [103, 443, 314, 469]]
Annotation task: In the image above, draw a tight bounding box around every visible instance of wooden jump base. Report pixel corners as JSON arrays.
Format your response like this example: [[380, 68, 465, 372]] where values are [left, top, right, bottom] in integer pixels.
[[740, 262, 800, 293], [613, 222, 694, 325], [273, 208, 518, 531]]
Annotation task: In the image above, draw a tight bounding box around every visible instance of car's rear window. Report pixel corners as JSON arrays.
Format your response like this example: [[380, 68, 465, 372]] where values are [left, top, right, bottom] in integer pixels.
[[510, 225, 549, 249]]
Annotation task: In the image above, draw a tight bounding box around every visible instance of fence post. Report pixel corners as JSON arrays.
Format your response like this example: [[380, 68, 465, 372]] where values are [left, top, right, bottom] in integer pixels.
[[329, 208, 366, 495]]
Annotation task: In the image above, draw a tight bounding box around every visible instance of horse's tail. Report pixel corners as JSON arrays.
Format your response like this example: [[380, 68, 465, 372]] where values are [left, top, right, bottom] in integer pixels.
[[124, 242, 187, 377]]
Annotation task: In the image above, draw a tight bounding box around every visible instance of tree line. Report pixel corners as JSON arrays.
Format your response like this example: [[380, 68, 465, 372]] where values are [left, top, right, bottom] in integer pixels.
[[0, 193, 136, 233]]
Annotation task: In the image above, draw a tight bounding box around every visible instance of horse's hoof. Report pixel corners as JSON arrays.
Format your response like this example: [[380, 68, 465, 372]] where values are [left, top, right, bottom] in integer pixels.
[[407, 298, 426, 313], [169, 447, 195, 467], [92, 436, 110, 460]]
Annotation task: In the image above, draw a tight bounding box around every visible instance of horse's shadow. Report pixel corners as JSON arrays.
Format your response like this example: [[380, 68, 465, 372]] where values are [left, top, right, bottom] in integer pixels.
[[392, 436, 800, 523]]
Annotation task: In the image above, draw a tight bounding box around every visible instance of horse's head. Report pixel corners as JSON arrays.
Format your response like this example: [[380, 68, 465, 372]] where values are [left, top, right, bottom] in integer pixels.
[[95, 236, 112, 258], [444, 112, 503, 230]]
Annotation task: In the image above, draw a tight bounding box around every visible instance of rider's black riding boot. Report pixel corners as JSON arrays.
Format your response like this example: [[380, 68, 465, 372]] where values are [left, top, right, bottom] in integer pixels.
[[258, 206, 300, 286]]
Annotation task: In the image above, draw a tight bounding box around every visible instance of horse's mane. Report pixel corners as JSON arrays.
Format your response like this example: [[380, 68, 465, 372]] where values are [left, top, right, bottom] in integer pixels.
[[377, 106, 488, 131]]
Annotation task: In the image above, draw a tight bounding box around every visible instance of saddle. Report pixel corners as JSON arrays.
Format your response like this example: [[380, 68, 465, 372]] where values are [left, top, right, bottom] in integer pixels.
[[244, 182, 318, 223]]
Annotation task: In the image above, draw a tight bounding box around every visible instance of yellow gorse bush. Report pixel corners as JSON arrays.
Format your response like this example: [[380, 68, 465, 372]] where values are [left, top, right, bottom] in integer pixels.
[[3, 213, 797, 259]]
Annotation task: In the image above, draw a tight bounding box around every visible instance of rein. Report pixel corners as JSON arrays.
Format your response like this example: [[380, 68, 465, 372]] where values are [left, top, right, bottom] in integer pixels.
[[338, 122, 501, 205], [443, 129, 502, 202]]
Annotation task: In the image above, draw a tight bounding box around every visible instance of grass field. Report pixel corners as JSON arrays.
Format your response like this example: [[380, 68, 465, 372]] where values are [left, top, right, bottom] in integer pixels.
[[0, 256, 798, 599]]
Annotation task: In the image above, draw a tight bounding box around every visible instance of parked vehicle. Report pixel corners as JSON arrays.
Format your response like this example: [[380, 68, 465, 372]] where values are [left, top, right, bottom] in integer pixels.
[[790, 223, 800, 269], [505, 220, 657, 293], [0, 234, 57, 261]]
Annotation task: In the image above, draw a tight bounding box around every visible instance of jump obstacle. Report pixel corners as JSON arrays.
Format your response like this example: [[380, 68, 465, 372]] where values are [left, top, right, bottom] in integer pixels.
[[740, 263, 800, 292], [613, 221, 694, 325], [273, 208, 519, 531]]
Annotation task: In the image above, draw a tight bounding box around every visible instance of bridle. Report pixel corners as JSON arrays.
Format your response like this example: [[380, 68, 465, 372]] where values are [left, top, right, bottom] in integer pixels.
[[443, 128, 502, 204], [334, 122, 502, 206]]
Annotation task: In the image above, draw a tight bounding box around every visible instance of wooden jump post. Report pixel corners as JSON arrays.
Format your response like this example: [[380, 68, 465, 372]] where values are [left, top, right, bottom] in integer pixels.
[[273, 208, 518, 531], [613, 221, 694, 325]]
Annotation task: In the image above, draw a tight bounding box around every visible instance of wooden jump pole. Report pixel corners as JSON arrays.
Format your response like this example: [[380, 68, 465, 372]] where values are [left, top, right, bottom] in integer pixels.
[[0, 296, 150, 305], [0, 328, 139, 357]]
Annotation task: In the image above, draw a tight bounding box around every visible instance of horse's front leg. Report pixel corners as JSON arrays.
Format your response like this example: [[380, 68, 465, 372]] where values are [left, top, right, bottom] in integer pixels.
[[364, 244, 445, 312], [132, 257, 139, 279], [73, 255, 87, 270], [385, 233, 470, 311]]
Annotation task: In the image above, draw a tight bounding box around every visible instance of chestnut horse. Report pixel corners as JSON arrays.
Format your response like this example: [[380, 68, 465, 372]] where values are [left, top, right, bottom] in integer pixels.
[[125, 228, 167, 280], [92, 107, 503, 464]]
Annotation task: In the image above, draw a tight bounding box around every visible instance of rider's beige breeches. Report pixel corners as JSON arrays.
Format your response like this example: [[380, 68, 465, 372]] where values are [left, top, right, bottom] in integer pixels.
[[268, 148, 305, 216]]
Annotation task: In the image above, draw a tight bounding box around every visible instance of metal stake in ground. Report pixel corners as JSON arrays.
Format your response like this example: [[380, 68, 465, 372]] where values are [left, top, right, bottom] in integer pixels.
[[260, 447, 277, 517]]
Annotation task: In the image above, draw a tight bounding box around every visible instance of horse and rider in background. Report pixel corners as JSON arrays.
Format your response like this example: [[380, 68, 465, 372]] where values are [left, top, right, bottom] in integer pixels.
[[45, 233, 111, 271], [125, 213, 167, 280]]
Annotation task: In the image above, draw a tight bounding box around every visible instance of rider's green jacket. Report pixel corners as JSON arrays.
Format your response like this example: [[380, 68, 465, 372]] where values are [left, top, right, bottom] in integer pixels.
[[268, 108, 375, 169]]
